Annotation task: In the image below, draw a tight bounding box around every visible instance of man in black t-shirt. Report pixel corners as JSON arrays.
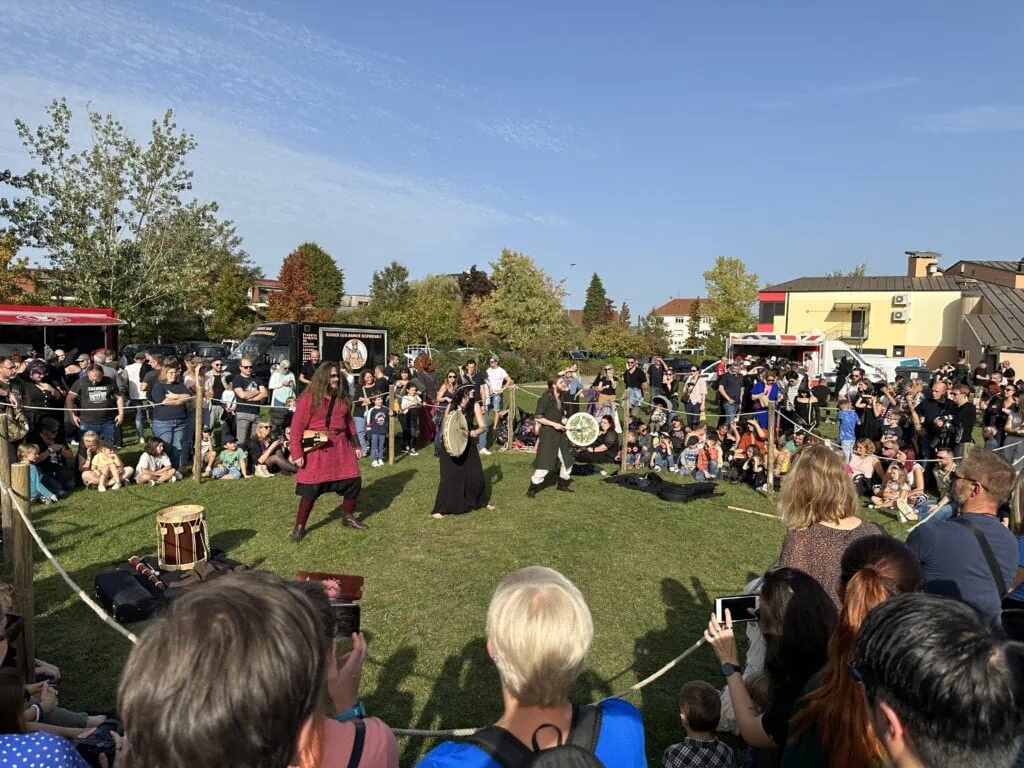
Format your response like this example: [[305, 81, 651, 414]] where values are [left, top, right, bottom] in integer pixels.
[[972, 361, 990, 402], [950, 384, 977, 458], [232, 358, 268, 443], [717, 362, 744, 424], [914, 380, 957, 460], [383, 354, 402, 384], [299, 349, 320, 391], [206, 358, 227, 429], [622, 355, 647, 416], [66, 365, 123, 444]]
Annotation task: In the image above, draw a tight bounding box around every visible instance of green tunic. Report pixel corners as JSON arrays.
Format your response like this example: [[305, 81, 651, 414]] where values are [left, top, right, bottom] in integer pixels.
[[534, 391, 573, 471]]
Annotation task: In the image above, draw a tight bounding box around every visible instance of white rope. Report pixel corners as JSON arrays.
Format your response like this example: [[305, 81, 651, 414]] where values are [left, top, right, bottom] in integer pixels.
[[0, 477, 138, 644]]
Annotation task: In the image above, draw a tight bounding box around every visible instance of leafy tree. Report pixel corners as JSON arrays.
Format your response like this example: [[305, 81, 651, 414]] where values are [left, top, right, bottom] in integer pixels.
[[479, 249, 570, 353], [703, 256, 759, 357], [298, 241, 344, 310], [402, 276, 462, 350], [638, 308, 671, 357], [366, 261, 411, 342], [208, 257, 260, 340], [601, 298, 618, 325], [824, 263, 867, 279], [619, 302, 631, 328], [0, 98, 253, 336], [0, 233, 34, 304], [266, 248, 316, 321], [685, 298, 705, 348], [459, 295, 486, 344], [581, 273, 607, 330], [586, 322, 645, 358], [457, 265, 496, 303]]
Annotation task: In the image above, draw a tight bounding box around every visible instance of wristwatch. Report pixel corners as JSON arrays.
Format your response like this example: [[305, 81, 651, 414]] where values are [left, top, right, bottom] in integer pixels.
[[334, 701, 366, 723], [721, 663, 740, 678]]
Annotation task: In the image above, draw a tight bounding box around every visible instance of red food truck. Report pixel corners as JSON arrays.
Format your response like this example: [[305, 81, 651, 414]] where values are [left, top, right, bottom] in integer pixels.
[[0, 305, 122, 357]]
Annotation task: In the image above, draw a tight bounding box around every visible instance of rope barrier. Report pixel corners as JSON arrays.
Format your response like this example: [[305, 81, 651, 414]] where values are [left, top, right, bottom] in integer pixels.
[[0, 477, 139, 645]]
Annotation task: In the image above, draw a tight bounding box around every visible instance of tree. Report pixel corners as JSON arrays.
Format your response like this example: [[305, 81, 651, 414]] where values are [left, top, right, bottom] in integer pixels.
[[703, 256, 759, 357], [586, 323, 646, 358], [619, 302, 631, 328], [601, 298, 618, 325], [638, 308, 671, 357], [479, 249, 570, 353], [581, 273, 607, 330], [0, 98, 253, 336], [208, 257, 260, 340], [0, 233, 33, 304], [403, 276, 462, 350], [367, 261, 412, 342], [459, 295, 486, 345], [685, 298, 705, 348], [297, 241, 344, 310], [824, 263, 867, 279], [266, 248, 316, 321], [457, 265, 496, 303]]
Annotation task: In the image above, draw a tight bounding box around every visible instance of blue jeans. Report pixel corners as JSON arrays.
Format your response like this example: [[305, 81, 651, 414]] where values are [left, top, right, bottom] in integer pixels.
[[685, 401, 701, 427], [478, 409, 488, 450], [354, 416, 368, 454], [370, 433, 386, 462], [723, 401, 739, 424], [152, 417, 187, 470], [917, 500, 956, 525], [628, 387, 642, 409], [129, 399, 148, 439], [79, 421, 115, 444], [653, 453, 675, 470], [490, 394, 503, 412], [708, 460, 719, 478], [841, 440, 855, 463]]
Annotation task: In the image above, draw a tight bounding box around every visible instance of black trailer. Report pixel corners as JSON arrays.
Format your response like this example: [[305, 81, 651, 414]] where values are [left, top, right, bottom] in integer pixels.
[[227, 322, 388, 379]]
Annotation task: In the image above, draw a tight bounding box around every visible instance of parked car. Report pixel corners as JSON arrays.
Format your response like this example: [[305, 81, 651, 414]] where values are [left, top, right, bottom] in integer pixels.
[[176, 341, 231, 362], [120, 343, 177, 363]]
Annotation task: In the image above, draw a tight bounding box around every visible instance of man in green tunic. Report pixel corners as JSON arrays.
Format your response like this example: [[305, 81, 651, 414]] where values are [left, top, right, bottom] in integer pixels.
[[527, 377, 574, 497]]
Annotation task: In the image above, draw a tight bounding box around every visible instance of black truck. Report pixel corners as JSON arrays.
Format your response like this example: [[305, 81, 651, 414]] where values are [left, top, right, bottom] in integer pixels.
[[227, 322, 389, 380]]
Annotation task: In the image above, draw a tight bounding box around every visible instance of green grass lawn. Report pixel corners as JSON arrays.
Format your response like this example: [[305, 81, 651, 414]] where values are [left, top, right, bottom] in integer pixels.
[[18, 396, 909, 766]]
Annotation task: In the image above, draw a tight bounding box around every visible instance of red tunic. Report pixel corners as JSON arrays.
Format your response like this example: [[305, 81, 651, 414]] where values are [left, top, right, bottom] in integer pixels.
[[289, 392, 361, 484]]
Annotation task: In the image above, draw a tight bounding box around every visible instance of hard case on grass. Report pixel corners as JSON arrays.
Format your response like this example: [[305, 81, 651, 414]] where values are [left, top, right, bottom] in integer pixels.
[[94, 571, 158, 624]]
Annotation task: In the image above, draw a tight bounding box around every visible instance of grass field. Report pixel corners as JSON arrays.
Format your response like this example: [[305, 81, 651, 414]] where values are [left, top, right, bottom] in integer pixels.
[[17, 394, 909, 766]]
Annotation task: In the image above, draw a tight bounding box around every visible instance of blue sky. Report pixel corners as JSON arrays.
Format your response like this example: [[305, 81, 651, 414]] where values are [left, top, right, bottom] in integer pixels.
[[1, 1, 1022, 313]]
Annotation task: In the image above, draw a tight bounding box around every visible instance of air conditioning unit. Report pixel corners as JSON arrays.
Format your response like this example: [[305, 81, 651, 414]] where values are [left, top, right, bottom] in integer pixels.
[[892, 294, 909, 306], [891, 310, 909, 323]]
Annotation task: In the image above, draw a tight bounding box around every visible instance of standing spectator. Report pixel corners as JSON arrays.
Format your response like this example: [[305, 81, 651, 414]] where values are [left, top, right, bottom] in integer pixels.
[[622, 355, 647, 416], [972, 359, 991, 403], [18, 360, 61, 431], [906, 450, 1017, 620], [419, 567, 646, 767], [205, 358, 227, 430], [949, 383, 976, 458], [717, 361, 744, 425], [715, 356, 728, 377], [232, 358, 268, 444], [269, 360, 296, 413], [384, 353, 401, 383], [914, 379, 956, 461], [352, 370, 377, 456], [647, 356, 666, 394], [149, 366, 192, 471], [777, 444, 883, 608], [683, 365, 707, 428], [298, 348, 320, 391], [139, 354, 163, 402], [750, 370, 780, 433], [836, 397, 858, 462], [125, 352, 148, 443], [785, 536, 922, 767], [0, 357, 23, 410], [484, 356, 513, 414], [65, 365, 123, 444], [833, 356, 853, 399], [591, 363, 618, 409], [459, 360, 489, 454], [852, 593, 1024, 768]]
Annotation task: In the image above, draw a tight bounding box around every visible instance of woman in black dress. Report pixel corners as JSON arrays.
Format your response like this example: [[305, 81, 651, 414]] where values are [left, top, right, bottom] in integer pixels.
[[432, 386, 494, 519], [574, 415, 619, 474]]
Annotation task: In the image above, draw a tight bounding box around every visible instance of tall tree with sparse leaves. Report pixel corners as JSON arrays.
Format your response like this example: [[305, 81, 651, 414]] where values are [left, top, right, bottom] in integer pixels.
[[582, 273, 607, 330], [685, 298, 705, 348], [619, 302, 631, 328], [703, 256, 759, 357], [267, 249, 316, 322]]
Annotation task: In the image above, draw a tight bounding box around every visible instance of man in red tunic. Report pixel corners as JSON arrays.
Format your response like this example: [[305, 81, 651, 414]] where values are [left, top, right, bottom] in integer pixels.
[[288, 362, 366, 541]]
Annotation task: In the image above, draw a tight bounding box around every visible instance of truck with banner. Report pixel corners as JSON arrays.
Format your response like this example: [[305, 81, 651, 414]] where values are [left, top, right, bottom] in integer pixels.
[[727, 331, 885, 384], [228, 321, 388, 380], [0, 304, 122, 357]]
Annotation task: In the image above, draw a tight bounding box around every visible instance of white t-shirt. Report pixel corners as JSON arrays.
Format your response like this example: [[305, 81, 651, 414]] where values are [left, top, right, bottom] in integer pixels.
[[137, 452, 172, 473], [125, 363, 144, 400], [486, 366, 509, 396]]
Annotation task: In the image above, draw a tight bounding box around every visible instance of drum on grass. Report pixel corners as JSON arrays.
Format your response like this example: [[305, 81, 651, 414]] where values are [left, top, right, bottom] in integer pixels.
[[442, 410, 469, 457], [566, 412, 600, 447], [157, 505, 209, 571]]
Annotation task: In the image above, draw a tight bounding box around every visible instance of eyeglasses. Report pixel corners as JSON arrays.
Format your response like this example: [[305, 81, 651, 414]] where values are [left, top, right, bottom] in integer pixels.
[[447, 375, 456, 379], [240, 365, 252, 370], [330, 374, 340, 379]]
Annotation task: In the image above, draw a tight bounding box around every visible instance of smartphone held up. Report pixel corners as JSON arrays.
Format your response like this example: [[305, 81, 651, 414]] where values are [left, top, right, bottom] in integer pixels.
[[714, 595, 759, 624]]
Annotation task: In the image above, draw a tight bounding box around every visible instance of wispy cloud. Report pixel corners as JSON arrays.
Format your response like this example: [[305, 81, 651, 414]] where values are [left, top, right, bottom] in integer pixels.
[[0, 0, 573, 283], [754, 76, 919, 110], [911, 105, 1024, 134]]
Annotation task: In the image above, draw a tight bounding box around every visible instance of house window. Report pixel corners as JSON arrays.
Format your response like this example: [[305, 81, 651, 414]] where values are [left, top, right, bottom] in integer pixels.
[[758, 301, 785, 324], [892, 345, 905, 358]]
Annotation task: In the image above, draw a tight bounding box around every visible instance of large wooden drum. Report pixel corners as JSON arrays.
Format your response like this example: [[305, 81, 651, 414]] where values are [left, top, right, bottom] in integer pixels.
[[157, 505, 209, 571]]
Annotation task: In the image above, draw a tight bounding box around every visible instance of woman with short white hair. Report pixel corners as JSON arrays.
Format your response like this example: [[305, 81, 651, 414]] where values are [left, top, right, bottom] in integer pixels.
[[418, 566, 646, 767]]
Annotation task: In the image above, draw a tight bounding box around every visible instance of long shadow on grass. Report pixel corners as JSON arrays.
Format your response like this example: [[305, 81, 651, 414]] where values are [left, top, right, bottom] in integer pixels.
[[356, 470, 417, 522]]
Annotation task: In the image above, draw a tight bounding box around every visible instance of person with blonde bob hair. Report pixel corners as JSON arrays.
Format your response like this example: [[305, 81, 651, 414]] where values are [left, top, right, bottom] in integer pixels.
[[419, 566, 646, 767], [776, 444, 885, 608]]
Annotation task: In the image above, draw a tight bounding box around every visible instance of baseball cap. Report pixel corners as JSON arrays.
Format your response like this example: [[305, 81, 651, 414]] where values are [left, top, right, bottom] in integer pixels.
[[222, 434, 237, 443]]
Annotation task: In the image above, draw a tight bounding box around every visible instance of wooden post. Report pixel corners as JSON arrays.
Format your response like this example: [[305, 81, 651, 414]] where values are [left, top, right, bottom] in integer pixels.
[[508, 386, 516, 449], [620, 393, 629, 474], [388, 384, 396, 466], [767, 400, 776, 491], [11, 463, 33, 684], [192, 371, 204, 482], [0, 413, 12, 575]]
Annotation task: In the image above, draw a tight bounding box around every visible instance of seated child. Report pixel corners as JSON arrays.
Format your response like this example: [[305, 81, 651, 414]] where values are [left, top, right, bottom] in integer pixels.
[[678, 436, 701, 478], [741, 445, 767, 491], [661, 681, 734, 768], [702, 433, 720, 479], [871, 462, 913, 520], [19, 443, 60, 504], [91, 440, 133, 491], [651, 435, 676, 472], [136, 437, 179, 485], [211, 435, 247, 480]]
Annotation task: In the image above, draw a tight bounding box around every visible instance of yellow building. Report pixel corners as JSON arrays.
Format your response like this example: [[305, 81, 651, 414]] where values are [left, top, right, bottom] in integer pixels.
[[759, 252, 1011, 367]]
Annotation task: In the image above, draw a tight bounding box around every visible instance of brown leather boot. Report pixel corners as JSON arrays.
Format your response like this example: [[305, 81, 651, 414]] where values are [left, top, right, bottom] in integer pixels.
[[556, 479, 574, 492], [290, 525, 305, 543]]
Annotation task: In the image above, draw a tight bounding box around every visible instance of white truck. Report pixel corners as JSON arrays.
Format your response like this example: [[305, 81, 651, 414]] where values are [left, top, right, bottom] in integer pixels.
[[727, 331, 885, 384]]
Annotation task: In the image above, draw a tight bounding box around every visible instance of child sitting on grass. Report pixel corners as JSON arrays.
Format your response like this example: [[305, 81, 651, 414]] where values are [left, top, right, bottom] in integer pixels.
[[651, 434, 676, 472], [211, 435, 247, 480], [19, 443, 60, 504], [136, 437, 179, 485], [678, 435, 701, 477], [660, 680, 734, 768], [91, 440, 133, 492], [871, 462, 914, 521], [741, 445, 767, 491], [702, 433, 720, 479]]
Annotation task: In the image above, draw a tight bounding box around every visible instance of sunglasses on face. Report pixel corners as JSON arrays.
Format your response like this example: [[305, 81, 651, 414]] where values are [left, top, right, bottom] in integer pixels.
[[240, 365, 252, 369]]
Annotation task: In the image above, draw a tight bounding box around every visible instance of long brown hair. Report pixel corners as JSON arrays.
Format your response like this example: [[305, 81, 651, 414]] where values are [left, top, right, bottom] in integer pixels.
[[789, 535, 921, 765], [0, 668, 26, 734], [306, 361, 349, 414]]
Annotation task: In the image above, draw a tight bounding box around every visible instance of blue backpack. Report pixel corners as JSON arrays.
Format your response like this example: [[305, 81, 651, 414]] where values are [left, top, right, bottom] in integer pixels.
[[464, 704, 605, 768]]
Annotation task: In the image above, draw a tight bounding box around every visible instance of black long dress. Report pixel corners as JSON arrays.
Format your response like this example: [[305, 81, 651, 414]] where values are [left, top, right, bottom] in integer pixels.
[[433, 403, 489, 515]]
